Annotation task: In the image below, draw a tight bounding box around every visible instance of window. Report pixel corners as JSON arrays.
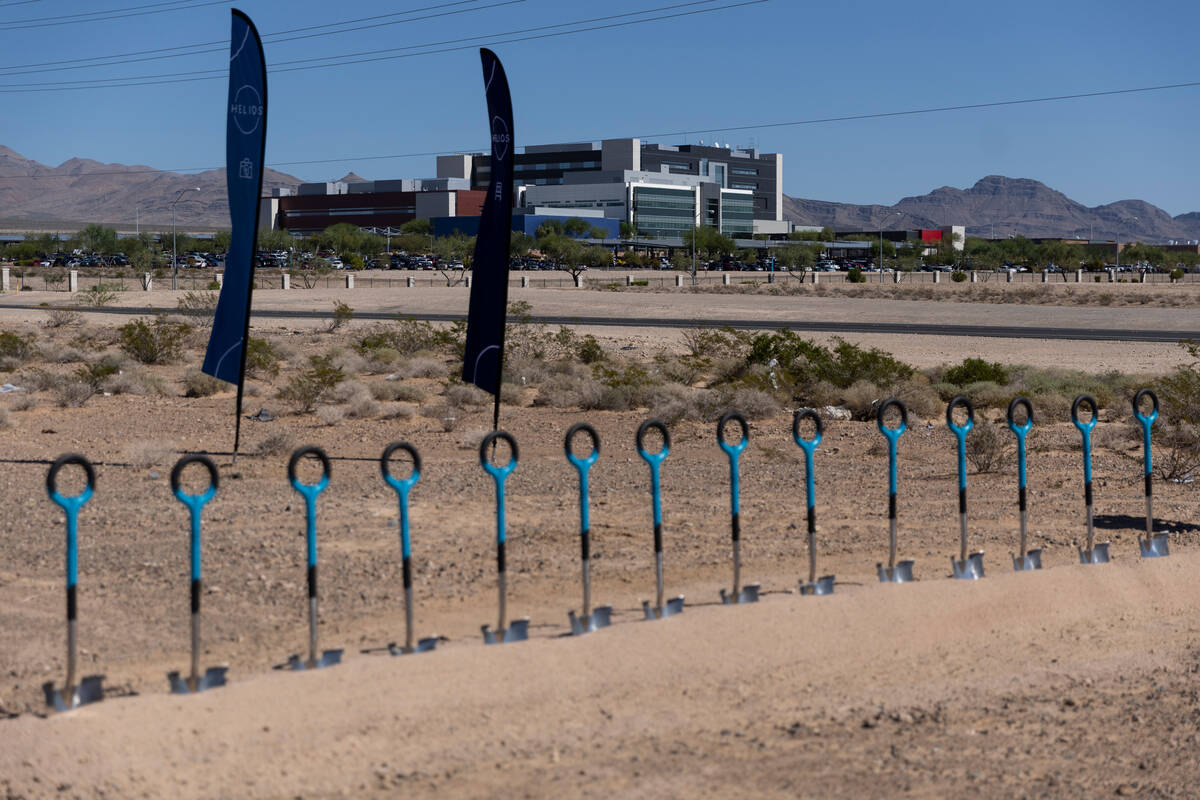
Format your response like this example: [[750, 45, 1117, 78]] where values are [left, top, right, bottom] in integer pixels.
[[731, 167, 758, 177], [731, 182, 756, 190]]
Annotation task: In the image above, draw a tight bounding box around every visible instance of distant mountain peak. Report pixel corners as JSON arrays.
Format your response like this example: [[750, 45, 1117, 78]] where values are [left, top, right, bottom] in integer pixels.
[[338, 172, 367, 183]]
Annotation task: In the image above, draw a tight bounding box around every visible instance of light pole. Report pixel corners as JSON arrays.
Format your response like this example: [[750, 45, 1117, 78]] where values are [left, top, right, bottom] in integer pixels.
[[171, 186, 200, 290]]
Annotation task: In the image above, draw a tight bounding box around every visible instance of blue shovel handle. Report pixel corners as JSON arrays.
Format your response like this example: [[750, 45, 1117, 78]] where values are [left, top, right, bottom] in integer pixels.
[[1133, 389, 1158, 477], [480, 431, 518, 545], [1006, 396, 1034, 490], [792, 409, 823, 510], [380, 442, 420, 560], [47, 454, 96, 591], [565, 423, 599, 535], [945, 395, 975, 491], [636, 419, 670, 529], [1071, 395, 1098, 484], [876, 398, 908, 497], [717, 412, 749, 517], [170, 455, 218, 583], [288, 446, 331, 568]]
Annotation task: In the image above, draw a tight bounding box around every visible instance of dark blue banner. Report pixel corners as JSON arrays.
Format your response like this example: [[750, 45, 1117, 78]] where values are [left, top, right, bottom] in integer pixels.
[[461, 48, 515, 398], [203, 9, 266, 386]]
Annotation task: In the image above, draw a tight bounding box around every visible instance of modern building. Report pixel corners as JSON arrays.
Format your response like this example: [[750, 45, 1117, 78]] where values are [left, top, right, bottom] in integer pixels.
[[259, 179, 486, 234], [437, 138, 787, 238], [836, 226, 966, 252]]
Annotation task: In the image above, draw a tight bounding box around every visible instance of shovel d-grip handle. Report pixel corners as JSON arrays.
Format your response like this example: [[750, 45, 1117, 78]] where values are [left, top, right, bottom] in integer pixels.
[[793, 409, 823, 583], [946, 395, 976, 563], [380, 442, 421, 562], [1133, 389, 1158, 480], [637, 419, 671, 539], [1071, 395, 1098, 485], [717, 411, 749, 524], [288, 445, 330, 600], [47, 454, 96, 594], [1007, 397, 1035, 553], [876, 398, 907, 568], [481, 430, 518, 633], [565, 423, 599, 544], [171, 455, 218, 585]]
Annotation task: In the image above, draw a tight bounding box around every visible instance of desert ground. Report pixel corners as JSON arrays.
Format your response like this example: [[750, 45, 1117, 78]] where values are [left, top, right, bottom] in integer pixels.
[[1, 282, 1198, 798]]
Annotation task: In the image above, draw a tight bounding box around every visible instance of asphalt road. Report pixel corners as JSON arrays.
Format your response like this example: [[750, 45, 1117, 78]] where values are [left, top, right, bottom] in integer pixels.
[[2, 302, 1197, 343]]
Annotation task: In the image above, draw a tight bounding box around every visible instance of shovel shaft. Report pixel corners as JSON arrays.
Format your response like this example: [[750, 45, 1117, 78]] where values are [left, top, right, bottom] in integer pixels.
[[404, 582, 414, 653], [1084, 481, 1094, 550], [959, 489, 968, 562], [582, 555, 591, 618], [497, 553, 508, 633], [655, 549, 664, 611], [807, 506, 817, 584], [307, 566, 319, 664], [190, 580, 200, 682], [888, 493, 898, 568], [1145, 491, 1153, 537], [732, 535, 741, 595], [1019, 496, 1028, 557], [66, 600, 76, 697]]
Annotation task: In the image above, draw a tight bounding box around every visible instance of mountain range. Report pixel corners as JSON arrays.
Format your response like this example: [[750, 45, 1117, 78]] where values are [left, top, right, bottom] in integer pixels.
[[0, 146, 1196, 243]]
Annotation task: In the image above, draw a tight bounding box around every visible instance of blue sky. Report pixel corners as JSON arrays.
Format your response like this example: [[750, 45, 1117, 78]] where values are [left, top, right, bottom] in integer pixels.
[[1, 0, 1198, 214]]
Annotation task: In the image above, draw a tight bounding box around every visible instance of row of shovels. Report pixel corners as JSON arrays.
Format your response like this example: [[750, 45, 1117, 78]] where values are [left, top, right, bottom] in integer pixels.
[[40, 389, 1165, 711]]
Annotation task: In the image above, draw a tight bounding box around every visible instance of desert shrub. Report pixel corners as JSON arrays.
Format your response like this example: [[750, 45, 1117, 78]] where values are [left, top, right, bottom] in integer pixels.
[[380, 402, 415, 420], [744, 331, 913, 394], [966, 421, 1009, 473], [255, 431, 294, 456], [369, 380, 426, 403], [119, 316, 188, 364], [44, 308, 82, 328], [101, 369, 146, 395], [53, 379, 94, 408], [78, 285, 120, 308], [592, 361, 658, 411], [38, 341, 86, 363], [960, 380, 1012, 410], [649, 383, 708, 423], [315, 405, 346, 426], [176, 290, 218, 327], [356, 317, 456, 358], [245, 337, 282, 379], [327, 300, 354, 332], [276, 353, 345, 413], [329, 347, 367, 376], [655, 354, 705, 387], [0, 406, 9, 428], [577, 334, 605, 364], [891, 374, 943, 418], [0, 330, 32, 364], [363, 346, 401, 371], [399, 357, 446, 379], [1154, 342, 1200, 479], [729, 387, 782, 419], [951, 271, 968, 282], [943, 357, 1009, 387], [75, 362, 119, 391], [1170, 268, 1185, 282], [445, 382, 489, 407], [847, 267, 866, 283], [8, 393, 35, 411], [533, 370, 604, 409], [682, 326, 748, 359], [842, 380, 882, 421], [183, 369, 223, 398]]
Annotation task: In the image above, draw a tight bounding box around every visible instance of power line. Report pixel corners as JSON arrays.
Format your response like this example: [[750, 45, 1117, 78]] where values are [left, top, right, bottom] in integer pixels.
[[1, 0, 227, 30], [0, 0, 507, 76], [0, 0, 757, 90]]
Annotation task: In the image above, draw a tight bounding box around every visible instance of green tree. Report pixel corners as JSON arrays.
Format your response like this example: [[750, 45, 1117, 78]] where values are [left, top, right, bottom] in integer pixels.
[[510, 231, 536, 259], [619, 221, 639, 239], [79, 224, 118, 254], [400, 218, 432, 236], [682, 226, 735, 262]]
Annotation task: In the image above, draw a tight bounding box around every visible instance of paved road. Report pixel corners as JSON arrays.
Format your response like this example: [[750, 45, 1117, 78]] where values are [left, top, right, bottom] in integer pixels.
[[2, 302, 1197, 342]]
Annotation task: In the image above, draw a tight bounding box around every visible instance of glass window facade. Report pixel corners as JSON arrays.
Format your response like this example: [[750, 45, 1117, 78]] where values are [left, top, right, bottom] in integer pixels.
[[720, 193, 754, 237], [632, 186, 695, 238]]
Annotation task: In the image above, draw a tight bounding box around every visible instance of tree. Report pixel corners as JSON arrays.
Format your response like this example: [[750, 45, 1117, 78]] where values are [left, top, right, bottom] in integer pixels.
[[401, 218, 431, 236], [682, 226, 735, 262], [212, 230, 232, 253], [510, 231, 536, 259], [619, 221, 639, 239], [433, 233, 475, 286], [777, 243, 818, 275], [79, 224, 118, 254]]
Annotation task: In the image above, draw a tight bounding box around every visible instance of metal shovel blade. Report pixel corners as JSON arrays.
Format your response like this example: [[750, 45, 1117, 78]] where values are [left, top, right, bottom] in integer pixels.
[[482, 618, 530, 645], [287, 649, 344, 670], [1078, 543, 1111, 564], [387, 638, 438, 656], [1012, 549, 1043, 571], [719, 583, 761, 605], [876, 560, 915, 583], [568, 605, 613, 636], [951, 552, 986, 580], [799, 575, 836, 596], [167, 666, 228, 695], [642, 596, 685, 621], [42, 675, 105, 712], [1139, 533, 1170, 558]]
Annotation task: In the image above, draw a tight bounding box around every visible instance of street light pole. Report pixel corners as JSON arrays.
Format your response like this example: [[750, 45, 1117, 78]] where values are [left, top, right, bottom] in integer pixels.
[[171, 186, 200, 290]]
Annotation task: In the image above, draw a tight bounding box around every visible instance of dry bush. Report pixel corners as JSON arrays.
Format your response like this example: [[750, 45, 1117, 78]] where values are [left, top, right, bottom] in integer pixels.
[[53, 379, 94, 408], [419, 401, 461, 431], [364, 347, 401, 372], [331, 379, 371, 404], [380, 402, 415, 420], [244, 382, 262, 397], [15, 368, 56, 392], [37, 342, 87, 363], [805, 380, 843, 408], [445, 382, 489, 407], [0, 356, 20, 372], [655, 354, 704, 386], [0, 405, 9, 428], [44, 308, 82, 328], [458, 428, 489, 450], [315, 405, 346, 426], [118, 316, 189, 365], [255, 431, 294, 456], [649, 384, 710, 423], [369, 380, 426, 403], [330, 347, 367, 376], [532, 371, 604, 409], [730, 387, 782, 419], [7, 393, 35, 411], [345, 392, 380, 419], [175, 291, 218, 328], [966, 421, 1010, 473], [399, 357, 446, 379], [183, 369, 224, 398], [502, 352, 552, 386], [1031, 393, 1071, 424], [842, 380, 882, 421], [891, 375, 943, 419], [124, 440, 173, 468]]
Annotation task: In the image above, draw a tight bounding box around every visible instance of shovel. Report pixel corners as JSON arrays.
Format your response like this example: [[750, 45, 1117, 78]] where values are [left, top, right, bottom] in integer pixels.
[[638, 419, 685, 620], [794, 409, 834, 595], [480, 431, 530, 644], [717, 411, 760, 604], [286, 446, 344, 669], [1006, 397, 1043, 571], [1133, 389, 1168, 558], [167, 455, 228, 693], [875, 399, 915, 583], [380, 442, 438, 655], [947, 396, 985, 579], [1072, 395, 1110, 564], [42, 454, 105, 712], [565, 423, 613, 635]]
